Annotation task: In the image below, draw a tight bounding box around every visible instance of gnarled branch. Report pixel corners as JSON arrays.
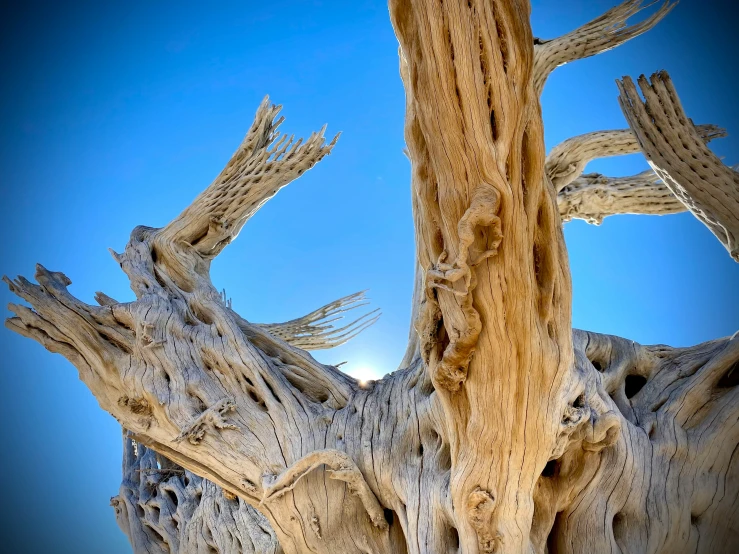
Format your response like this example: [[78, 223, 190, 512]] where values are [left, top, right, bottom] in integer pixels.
[[4, 100, 405, 554]]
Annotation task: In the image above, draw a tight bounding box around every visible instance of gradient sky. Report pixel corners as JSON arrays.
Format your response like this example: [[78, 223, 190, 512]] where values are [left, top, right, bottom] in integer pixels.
[[1, 1, 737, 552]]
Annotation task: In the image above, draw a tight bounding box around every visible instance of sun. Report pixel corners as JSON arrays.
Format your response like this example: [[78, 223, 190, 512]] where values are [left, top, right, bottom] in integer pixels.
[[349, 365, 380, 386]]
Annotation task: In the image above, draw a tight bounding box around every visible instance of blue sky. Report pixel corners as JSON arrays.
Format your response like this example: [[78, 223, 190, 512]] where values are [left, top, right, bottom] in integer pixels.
[[1, 1, 737, 552]]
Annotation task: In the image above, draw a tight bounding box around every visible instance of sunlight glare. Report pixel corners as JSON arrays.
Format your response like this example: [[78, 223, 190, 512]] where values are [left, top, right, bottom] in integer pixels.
[[349, 364, 381, 387]]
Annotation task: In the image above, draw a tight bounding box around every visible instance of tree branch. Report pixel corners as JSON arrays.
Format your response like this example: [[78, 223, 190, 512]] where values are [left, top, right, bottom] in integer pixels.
[[4, 102, 403, 553], [258, 291, 380, 351], [157, 97, 338, 260], [557, 169, 685, 224], [618, 71, 739, 261], [546, 123, 725, 192], [533, 0, 675, 95]]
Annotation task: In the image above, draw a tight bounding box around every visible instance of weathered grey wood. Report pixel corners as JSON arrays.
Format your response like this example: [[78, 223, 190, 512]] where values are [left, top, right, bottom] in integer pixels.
[[113, 431, 281, 554], [5, 1, 739, 553], [540, 330, 739, 553]]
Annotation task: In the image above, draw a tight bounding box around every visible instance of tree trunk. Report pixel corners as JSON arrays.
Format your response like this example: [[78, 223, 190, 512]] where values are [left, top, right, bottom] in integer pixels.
[[5, 1, 739, 553], [112, 431, 281, 554]]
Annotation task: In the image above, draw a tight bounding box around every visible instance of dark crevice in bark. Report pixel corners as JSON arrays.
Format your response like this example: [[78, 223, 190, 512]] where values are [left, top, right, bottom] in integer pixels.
[[624, 374, 647, 399]]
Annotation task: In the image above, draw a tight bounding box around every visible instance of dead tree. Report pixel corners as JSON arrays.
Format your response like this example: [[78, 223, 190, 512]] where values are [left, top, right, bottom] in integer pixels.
[[6, 1, 739, 552]]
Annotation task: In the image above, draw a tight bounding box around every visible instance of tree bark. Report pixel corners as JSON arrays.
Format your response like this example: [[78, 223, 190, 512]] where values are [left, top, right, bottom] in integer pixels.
[[5, 1, 739, 553], [112, 430, 281, 554]]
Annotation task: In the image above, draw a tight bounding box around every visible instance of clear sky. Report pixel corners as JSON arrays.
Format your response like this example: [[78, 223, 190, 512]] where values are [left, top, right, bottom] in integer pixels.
[[1, 1, 737, 552]]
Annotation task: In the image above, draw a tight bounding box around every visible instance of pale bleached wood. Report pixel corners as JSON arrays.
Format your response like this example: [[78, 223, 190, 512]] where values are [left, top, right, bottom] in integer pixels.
[[618, 71, 739, 261], [111, 328, 739, 554], [5, 1, 739, 553], [389, 1, 620, 551], [533, 0, 675, 96], [546, 123, 725, 193], [558, 164, 739, 225], [537, 330, 739, 553], [112, 431, 281, 554], [557, 170, 685, 224]]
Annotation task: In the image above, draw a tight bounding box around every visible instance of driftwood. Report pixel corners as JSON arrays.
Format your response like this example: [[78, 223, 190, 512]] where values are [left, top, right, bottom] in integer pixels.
[[6, 1, 738, 552]]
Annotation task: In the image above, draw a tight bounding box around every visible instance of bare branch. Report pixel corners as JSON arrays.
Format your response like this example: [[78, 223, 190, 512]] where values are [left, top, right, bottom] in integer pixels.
[[546, 123, 725, 192], [258, 291, 380, 350], [559, 163, 739, 225], [558, 170, 684, 224], [157, 97, 338, 259], [618, 71, 739, 260], [533, 0, 675, 95]]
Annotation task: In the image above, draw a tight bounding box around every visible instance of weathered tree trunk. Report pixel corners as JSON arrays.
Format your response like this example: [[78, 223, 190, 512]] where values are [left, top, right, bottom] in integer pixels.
[[5, 1, 739, 552], [113, 431, 281, 554]]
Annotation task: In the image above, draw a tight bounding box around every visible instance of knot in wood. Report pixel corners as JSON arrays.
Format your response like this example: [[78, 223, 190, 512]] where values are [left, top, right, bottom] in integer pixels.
[[175, 398, 239, 445], [467, 487, 502, 552]]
